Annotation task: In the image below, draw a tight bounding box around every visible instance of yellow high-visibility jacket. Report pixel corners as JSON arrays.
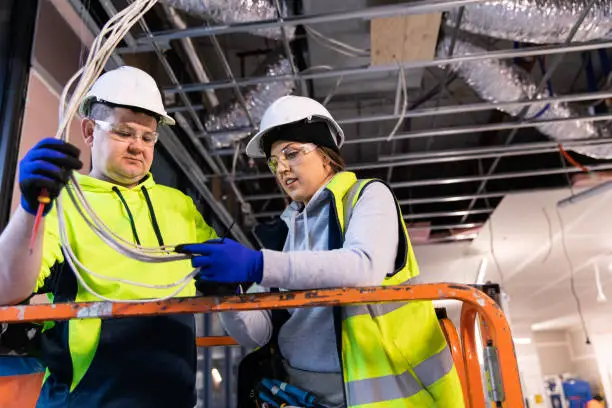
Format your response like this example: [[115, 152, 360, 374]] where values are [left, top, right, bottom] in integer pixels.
[[326, 171, 465, 407]]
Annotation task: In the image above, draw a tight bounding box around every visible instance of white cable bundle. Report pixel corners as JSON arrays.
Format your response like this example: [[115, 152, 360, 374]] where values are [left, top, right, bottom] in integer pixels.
[[55, 0, 200, 303]]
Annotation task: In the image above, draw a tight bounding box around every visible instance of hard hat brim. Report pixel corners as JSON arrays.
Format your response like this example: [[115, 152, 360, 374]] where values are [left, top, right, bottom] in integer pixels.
[[245, 128, 270, 158], [246, 115, 344, 159], [78, 95, 175, 126]]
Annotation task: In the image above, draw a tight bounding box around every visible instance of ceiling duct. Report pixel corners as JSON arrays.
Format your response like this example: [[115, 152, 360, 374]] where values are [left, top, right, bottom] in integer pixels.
[[204, 52, 294, 149], [159, 0, 295, 40], [447, 0, 612, 44], [437, 36, 612, 159]]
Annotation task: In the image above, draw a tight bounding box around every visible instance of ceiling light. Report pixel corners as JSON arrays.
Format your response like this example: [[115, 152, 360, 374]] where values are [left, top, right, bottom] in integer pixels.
[[513, 337, 532, 345], [211, 368, 222, 385]]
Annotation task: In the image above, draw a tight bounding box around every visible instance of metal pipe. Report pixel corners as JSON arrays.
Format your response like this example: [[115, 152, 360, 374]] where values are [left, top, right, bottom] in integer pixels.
[[165, 89, 612, 120], [458, 0, 600, 224], [142, 0, 490, 42], [98, 0, 138, 47], [252, 208, 492, 220], [272, 0, 306, 95], [162, 5, 220, 108], [231, 137, 612, 182], [207, 31, 256, 129], [378, 138, 612, 162], [343, 113, 612, 145], [409, 223, 484, 231], [391, 162, 612, 189], [339, 90, 612, 125], [130, 4, 251, 213], [163, 40, 612, 94], [404, 208, 492, 220], [246, 185, 568, 205], [249, 162, 612, 203]]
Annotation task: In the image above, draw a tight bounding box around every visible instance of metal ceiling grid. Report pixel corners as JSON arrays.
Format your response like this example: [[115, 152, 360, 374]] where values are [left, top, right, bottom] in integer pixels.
[[86, 0, 612, 244]]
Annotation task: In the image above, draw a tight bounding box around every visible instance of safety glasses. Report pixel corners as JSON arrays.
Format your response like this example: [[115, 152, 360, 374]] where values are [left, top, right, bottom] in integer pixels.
[[93, 120, 159, 146], [267, 143, 317, 174]]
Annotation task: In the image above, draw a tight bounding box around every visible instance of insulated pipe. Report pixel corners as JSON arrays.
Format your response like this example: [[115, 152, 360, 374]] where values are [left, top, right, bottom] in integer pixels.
[[144, 0, 493, 42]]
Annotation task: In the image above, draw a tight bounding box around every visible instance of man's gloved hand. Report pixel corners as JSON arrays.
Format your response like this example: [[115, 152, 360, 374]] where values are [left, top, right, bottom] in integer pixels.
[[175, 238, 264, 284], [19, 138, 83, 216]]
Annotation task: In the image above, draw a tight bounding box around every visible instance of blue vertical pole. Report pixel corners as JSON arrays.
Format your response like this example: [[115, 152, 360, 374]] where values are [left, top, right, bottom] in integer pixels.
[[204, 314, 213, 408], [224, 346, 232, 408]]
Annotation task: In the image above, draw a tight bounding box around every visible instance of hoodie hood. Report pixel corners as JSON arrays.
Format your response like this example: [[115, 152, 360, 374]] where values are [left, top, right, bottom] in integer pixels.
[[73, 172, 156, 193]]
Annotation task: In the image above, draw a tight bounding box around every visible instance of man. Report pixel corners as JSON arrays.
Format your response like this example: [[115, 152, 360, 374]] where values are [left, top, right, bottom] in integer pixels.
[[0, 66, 217, 407]]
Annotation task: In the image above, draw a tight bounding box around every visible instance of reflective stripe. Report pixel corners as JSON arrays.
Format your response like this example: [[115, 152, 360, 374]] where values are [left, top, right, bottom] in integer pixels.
[[344, 276, 424, 319], [344, 301, 406, 319], [414, 345, 454, 388], [346, 369, 424, 406]]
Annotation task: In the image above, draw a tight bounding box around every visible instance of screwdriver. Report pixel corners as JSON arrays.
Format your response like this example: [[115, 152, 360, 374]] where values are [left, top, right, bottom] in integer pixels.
[[29, 188, 50, 252]]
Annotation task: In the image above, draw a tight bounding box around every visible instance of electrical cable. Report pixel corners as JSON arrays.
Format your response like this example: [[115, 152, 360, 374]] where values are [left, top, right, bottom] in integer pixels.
[[557, 149, 591, 344], [555, 205, 591, 344], [50, 0, 207, 303], [304, 26, 369, 58], [386, 65, 408, 142], [541, 207, 553, 264], [558, 143, 591, 174], [487, 216, 505, 286]]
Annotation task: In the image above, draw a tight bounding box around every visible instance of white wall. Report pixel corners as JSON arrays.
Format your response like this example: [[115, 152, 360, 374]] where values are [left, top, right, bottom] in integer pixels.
[[515, 342, 547, 407], [567, 329, 601, 394]]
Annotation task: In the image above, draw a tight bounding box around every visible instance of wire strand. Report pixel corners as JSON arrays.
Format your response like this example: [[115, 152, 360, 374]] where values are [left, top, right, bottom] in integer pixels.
[[53, 0, 203, 302]]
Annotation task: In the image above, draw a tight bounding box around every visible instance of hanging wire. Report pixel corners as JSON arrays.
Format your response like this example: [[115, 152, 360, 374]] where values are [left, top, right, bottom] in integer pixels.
[[54, 0, 203, 302]]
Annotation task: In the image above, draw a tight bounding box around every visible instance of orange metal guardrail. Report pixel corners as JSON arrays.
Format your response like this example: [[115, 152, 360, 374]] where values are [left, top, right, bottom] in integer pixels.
[[0, 283, 524, 407]]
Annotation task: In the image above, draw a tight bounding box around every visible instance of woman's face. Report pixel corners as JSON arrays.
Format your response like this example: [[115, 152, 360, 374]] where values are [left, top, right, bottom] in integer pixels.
[[269, 140, 333, 204]]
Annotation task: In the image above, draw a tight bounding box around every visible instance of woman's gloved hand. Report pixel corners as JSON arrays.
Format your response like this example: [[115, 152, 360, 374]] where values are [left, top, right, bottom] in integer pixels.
[[19, 138, 83, 216], [175, 238, 263, 284]]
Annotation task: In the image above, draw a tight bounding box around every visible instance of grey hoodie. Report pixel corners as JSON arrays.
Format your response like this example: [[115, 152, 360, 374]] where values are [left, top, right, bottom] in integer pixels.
[[219, 180, 399, 405]]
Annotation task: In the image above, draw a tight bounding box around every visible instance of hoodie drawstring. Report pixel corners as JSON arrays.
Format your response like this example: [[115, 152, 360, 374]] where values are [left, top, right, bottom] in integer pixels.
[[112, 186, 164, 247], [141, 186, 165, 246]]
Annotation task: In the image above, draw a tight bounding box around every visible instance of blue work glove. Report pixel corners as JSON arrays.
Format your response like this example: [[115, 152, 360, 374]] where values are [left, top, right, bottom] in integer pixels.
[[19, 138, 82, 216], [175, 238, 264, 284]]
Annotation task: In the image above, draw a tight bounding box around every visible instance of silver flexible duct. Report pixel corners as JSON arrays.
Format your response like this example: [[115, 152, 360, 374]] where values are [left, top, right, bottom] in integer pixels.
[[205, 54, 294, 148], [438, 37, 612, 159], [160, 0, 295, 40], [448, 0, 612, 44]]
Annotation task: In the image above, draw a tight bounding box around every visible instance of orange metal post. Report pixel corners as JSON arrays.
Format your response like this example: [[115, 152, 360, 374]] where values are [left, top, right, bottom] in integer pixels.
[[460, 303, 487, 408], [440, 317, 469, 405], [0, 283, 524, 407]]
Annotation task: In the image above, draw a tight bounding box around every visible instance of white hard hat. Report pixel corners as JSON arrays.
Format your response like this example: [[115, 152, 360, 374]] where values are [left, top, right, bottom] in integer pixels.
[[78, 66, 175, 126], [245, 95, 344, 158]]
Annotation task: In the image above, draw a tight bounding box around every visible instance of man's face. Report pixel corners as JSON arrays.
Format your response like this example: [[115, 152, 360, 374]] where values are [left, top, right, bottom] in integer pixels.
[[83, 107, 158, 187]]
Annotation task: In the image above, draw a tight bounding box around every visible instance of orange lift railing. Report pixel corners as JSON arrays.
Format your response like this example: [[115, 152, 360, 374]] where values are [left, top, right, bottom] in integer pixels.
[[0, 283, 524, 407]]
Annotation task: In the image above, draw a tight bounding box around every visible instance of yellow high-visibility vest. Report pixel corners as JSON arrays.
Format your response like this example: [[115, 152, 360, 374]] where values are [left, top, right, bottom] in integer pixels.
[[326, 171, 465, 408]]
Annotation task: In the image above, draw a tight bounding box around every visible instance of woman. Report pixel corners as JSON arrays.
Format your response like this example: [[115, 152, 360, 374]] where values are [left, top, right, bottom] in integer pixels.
[[178, 96, 465, 407]]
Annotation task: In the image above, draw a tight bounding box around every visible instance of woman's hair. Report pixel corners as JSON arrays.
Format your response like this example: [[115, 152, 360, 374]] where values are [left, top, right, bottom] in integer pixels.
[[318, 146, 346, 174]]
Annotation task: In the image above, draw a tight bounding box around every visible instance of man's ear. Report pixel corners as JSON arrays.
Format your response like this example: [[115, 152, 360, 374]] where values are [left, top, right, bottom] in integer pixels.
[[82, 118, 94, 147]]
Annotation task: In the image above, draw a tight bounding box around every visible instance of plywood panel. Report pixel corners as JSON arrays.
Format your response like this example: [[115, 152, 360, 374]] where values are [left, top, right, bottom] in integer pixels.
[[370, 13, 442, 66]]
